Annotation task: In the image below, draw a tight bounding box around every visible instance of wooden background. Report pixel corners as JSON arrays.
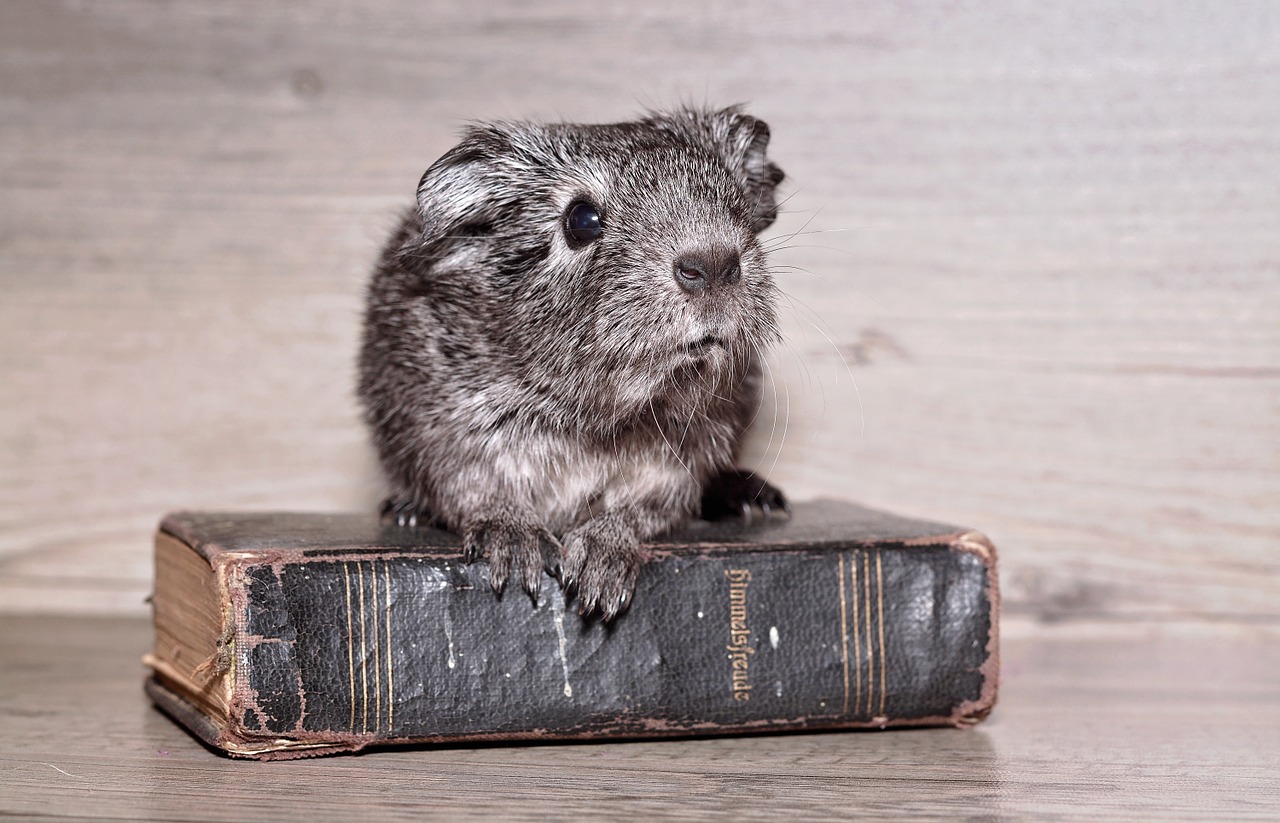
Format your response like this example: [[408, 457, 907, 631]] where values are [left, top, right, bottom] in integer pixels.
[[1, 0, 1277, 635]]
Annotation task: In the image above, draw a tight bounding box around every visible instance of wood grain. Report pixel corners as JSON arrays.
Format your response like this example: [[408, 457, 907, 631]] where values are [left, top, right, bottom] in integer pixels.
[[2, 615, 1277, 821], [1, 1, 1277, 628]]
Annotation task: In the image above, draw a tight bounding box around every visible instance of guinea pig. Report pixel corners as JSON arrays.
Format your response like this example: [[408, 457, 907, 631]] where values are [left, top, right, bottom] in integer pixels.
[[358, 106, 788, 619]]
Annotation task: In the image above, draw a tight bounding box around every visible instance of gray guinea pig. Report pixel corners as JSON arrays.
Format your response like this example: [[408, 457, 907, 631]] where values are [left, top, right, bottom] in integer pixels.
[[358, 106, 788, 619]]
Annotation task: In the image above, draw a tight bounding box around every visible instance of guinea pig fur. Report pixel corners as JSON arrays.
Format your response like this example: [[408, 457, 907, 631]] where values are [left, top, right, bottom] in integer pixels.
[[358, 106, 788, 619]]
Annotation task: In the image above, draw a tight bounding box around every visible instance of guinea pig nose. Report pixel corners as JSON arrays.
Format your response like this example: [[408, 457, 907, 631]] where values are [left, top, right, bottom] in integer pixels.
[[673, 248, 742, 294]]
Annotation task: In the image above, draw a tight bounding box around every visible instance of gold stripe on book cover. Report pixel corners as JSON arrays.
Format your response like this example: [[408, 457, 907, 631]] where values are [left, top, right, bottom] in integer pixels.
[[343, 560, 396, 736], [838, 550, 888, 720]]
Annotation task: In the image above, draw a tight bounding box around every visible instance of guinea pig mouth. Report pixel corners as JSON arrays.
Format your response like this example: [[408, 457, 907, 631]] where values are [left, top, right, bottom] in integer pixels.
[[685, 334, 727, 353]]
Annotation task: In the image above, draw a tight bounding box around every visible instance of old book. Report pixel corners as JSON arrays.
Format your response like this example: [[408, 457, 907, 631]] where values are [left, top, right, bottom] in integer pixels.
[[145, 499, 999, 759]]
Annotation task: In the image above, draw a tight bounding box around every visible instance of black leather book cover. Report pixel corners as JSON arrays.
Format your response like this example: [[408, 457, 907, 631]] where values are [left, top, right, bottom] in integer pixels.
[[147, 500, 999, 759]]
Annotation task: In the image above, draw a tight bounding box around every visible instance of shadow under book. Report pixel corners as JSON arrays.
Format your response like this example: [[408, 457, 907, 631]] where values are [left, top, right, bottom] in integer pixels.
[[144, 499, 1000, 759]]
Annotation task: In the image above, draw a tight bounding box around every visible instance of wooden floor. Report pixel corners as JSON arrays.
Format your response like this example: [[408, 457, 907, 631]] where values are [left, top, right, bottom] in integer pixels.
[[1, 616, 1275, 822]]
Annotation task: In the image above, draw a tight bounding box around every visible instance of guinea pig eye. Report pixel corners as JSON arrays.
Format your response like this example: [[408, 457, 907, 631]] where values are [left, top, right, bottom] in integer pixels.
[[564, 201, 603, 246]]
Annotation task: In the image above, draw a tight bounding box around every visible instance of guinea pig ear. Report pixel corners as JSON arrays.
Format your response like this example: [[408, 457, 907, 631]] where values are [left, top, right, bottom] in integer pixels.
[[705, 108, 787, 233], [413, 129, 507, 247]]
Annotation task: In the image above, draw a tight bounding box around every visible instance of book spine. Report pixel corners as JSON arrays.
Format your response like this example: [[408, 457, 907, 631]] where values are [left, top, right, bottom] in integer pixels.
[[204, 538, 995, 757]]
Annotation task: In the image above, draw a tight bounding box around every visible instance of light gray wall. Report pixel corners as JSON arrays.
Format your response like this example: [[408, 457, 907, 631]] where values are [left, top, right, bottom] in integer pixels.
[[2, 1, 1276, 631]]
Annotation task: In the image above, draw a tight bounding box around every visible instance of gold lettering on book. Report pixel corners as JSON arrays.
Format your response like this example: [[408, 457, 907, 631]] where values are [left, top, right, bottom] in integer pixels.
[[724, 568, 754, 702]]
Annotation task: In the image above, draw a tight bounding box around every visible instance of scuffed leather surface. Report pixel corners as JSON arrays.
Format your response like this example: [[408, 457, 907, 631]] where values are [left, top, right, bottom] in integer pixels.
[[160, 500, 997, 749], [160, 499, 964, 559]]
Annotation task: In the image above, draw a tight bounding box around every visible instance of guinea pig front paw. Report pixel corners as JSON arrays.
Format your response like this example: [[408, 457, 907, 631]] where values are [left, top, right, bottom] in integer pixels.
[[462, 514, 562, 598], [699, 468, 790, 522], [560, 515, 643, 621]]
